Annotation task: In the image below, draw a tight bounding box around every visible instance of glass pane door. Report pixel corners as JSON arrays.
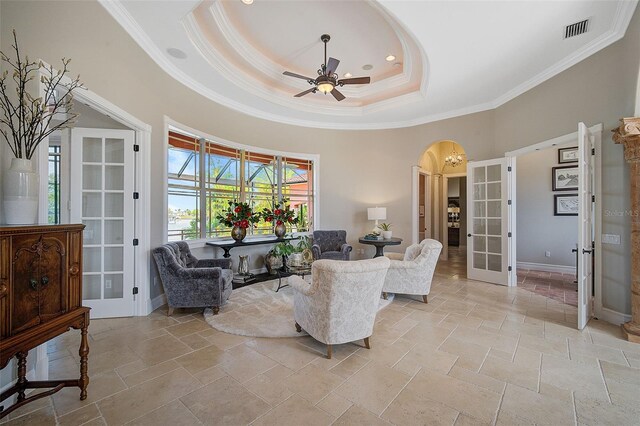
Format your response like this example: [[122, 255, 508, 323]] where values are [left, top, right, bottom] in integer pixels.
[[467, 159, 509, 285], [71, 128, 135, 318]]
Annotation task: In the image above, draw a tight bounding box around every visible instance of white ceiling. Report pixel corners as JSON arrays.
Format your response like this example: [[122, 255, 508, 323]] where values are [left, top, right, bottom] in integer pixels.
[[100, 0, 638, 130]]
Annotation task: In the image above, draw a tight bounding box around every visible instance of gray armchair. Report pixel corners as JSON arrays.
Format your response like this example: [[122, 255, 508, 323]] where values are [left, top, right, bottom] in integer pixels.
[[312, 230, 352, 261], [153, 241, 233, 316]]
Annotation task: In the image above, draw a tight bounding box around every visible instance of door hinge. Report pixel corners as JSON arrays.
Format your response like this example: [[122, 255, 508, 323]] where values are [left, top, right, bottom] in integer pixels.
[[508, 266, 512, 272], [591, 195, 595, 203], [508, 199, 512, 205], [132, 287, 139, 295], [133, 192, 139, 200], [133, 238, 139, 246], [591, 148, 595, 155], [133, 144, 140, 152], [507, 166, 512, 172], [508, 232, 512, 238]]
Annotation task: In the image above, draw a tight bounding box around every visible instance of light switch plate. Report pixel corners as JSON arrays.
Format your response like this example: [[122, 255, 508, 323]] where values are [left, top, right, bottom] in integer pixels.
[[602, 234, 621, 245]]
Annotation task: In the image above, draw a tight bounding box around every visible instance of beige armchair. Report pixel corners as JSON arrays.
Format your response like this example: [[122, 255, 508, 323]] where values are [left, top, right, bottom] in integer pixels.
[[383, 239, 442, 303], [288, 257, 390, 359]]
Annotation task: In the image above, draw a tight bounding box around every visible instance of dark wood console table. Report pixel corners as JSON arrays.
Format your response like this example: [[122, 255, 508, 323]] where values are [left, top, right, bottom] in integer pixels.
[[0, 224, 89, 419], [206, 236, 298, 258]]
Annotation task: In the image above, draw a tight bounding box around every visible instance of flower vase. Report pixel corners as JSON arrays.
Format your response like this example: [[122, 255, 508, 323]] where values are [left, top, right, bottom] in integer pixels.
[[2, 158, 39, 225], [231, 225, 246, 242], [274, 223, 286, 238]]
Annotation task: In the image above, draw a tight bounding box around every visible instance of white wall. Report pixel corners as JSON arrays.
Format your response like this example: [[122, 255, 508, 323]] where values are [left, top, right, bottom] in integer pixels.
[[516, 146, 578, 269]]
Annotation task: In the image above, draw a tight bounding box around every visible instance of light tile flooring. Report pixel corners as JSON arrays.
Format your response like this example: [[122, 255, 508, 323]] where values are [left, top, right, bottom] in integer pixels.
[[3, 255, 640, 426]]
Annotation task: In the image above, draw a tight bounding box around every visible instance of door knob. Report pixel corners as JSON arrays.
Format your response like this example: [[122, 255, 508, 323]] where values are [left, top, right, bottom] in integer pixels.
[[467, 234, 472, 237]]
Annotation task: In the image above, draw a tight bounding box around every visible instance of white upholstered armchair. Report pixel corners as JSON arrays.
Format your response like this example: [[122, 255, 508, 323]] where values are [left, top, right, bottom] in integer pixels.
[[383, 239, 442, 303], [288, 257, 390, 359]]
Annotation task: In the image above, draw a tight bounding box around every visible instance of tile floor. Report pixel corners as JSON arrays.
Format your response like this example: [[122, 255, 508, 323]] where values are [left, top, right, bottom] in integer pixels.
[[2, 252, 639, 426]]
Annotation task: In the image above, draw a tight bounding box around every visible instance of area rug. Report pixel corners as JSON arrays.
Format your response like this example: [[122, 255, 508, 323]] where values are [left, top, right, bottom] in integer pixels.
[[203, 278, 392, 338]]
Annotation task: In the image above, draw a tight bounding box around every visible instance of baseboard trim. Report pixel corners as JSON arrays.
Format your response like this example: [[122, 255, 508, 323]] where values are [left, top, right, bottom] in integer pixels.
[[148, 294, 167, 314], [516, 261, 576, 275], [595, 307, 631, 325]]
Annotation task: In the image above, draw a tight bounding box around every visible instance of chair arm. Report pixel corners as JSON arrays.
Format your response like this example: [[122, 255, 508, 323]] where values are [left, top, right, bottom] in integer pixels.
[[386, 252, 404, 261], [174, 266, 223, 280], [311, 244, 322, 260], [340, 243, 352, 255], [196, 258, 232, 269], [288, 275, 315, 296], [388, 259, 421, 269]]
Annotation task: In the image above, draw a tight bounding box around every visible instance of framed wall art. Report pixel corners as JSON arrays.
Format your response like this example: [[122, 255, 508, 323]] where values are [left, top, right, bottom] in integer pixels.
[[552, 165, 579, 191], [558, 146, 579, 164], [554, 193, 578, 216]]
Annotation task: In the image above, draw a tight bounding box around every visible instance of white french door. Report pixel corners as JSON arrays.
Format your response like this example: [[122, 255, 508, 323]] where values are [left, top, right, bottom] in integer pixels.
[[466, 158, 511, 286], [70, 128, 135, 318], [577, 122, 594, 329]]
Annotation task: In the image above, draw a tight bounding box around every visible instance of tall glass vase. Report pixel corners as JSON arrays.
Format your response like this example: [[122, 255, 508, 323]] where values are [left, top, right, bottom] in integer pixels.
[[2, 158, 39, 225]]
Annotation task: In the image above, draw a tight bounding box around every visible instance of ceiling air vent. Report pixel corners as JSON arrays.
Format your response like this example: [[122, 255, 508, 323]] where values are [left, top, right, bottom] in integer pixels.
[[564, 19, 590, 39]]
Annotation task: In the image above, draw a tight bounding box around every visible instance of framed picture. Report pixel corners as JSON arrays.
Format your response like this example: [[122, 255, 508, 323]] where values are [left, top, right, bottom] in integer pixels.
[[558, 146, 579, 163], [552, 165, 579, 191], [554, 193, 578, 216]]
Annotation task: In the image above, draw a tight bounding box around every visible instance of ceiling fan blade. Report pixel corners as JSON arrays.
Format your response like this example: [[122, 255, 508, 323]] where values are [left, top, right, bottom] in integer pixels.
[[339, 76, 371, 85], [326, 57, 340, 75], [283, 71, 315, 81], [330, 88, 345, 101], [294, 88, 316, 97]]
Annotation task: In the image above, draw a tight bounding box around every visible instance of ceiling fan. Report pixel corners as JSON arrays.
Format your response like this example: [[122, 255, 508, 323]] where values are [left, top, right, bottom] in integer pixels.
[[282, 34, 371, 101]]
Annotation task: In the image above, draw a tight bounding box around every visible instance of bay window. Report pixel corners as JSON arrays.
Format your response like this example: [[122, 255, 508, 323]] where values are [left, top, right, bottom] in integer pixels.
[[167, 129, 314, 241]]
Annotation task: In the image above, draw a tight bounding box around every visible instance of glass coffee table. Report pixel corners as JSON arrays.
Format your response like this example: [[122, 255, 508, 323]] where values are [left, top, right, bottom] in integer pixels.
[[275, 265, 312, 292]]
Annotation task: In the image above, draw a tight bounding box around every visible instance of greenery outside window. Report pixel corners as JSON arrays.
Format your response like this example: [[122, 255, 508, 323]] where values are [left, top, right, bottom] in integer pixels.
[[167, 130, 314, 241]]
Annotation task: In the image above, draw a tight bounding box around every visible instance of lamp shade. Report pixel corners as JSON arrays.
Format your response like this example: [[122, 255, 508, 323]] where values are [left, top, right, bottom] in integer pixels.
[[367, 207, 387, 221]]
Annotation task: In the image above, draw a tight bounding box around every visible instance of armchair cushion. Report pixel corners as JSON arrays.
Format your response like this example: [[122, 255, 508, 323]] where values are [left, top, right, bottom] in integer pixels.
[[383, 239, 442, 298], [292, 257, 390, 346], [153, 242, 233, 312]]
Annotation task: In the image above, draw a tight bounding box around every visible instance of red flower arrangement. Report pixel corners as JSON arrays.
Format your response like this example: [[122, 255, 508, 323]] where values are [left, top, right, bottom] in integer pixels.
[[216, 201, 260, 229], [261, 199, 298, 226]]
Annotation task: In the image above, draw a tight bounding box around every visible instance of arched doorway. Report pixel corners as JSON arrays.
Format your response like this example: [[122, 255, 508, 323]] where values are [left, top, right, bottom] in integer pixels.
[[414, 140, 467, 277]]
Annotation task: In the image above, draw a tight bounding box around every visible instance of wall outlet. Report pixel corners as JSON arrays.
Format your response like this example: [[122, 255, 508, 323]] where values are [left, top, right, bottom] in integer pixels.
[[545, 251, 551, 258], [602, 234, 621, 245], [105, 279, 112, 289]]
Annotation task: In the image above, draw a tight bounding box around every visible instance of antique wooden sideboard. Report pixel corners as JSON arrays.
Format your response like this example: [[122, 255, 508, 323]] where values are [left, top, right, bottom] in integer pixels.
[[0, 224, 90, 418]]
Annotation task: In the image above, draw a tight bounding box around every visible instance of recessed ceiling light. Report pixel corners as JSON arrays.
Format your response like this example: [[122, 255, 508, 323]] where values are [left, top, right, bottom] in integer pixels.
[[385, 55, 396, 62], [241, 0, 254, 4], [344, 72, 352, 78], [166, 48, 187, 59], [362, 64, 373, 71]]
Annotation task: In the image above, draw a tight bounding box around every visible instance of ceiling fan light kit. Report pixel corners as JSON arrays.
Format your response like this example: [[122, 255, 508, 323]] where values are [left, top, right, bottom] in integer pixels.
[[283, 34, 371, 101]]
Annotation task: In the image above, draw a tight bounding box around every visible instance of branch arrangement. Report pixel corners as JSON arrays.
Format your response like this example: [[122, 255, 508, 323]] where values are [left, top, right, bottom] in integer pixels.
[[0, 30, 84, 160]]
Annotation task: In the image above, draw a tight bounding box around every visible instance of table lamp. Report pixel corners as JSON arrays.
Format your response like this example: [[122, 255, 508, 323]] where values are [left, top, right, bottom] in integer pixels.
[[367, 207, 387, 232]]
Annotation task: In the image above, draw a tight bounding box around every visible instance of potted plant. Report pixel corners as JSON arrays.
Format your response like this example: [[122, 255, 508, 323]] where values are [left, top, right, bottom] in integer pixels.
[[379, 223, 392, 239], [1, 30, 84, 224], [265, 240, 295, 274], [215, 200, 260, 242], [261, 198, 298, 238]]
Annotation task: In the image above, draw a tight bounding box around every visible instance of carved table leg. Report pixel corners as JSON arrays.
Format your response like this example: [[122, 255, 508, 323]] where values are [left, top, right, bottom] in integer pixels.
[[79, 315, 90, 400], [16, 352, 28, 402]]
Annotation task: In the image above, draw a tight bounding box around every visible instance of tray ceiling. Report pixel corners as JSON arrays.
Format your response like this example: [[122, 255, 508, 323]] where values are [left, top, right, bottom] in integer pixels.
[[100, 0, 638, 129]]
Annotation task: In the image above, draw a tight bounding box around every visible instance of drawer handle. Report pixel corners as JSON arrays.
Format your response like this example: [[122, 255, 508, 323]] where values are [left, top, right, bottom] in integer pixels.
[[41, 276, 49, 286], [29, 278, 38, 290]]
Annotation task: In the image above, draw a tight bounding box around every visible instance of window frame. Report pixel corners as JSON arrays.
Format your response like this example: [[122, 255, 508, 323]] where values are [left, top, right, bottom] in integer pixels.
[[163, 118, 320, 247]]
